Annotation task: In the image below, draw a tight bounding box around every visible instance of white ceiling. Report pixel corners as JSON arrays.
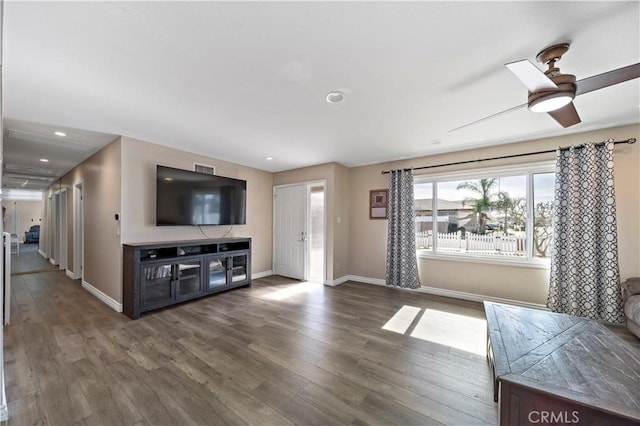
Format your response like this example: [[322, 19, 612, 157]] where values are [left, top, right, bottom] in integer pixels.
[[2, 1, 639, 187], [2, 118, 117, 190]]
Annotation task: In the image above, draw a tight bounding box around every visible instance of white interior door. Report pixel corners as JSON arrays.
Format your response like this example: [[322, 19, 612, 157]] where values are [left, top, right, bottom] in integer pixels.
[[273, 185, 307, 280]]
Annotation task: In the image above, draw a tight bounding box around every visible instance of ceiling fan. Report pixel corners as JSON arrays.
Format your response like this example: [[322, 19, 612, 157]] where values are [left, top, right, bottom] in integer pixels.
[[450, 43, 640, 131]]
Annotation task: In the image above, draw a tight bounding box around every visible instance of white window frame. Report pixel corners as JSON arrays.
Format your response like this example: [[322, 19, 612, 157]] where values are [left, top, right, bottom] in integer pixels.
[[414, 160, 556, 268]]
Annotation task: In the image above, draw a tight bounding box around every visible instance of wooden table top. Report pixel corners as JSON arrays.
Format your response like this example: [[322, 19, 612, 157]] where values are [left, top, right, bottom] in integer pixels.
[[484, 301, 640, 421]]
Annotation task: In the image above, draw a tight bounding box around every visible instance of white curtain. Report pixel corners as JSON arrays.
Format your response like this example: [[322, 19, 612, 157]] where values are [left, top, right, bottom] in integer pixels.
[[547, 141, 624, 323], [386, 169, 420, 289]]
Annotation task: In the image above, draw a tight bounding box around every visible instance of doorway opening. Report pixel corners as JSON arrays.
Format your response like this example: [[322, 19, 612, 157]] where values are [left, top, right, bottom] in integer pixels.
[[7, 193, 57, 276], [308, 185, 325, 283], [273, 181, 326, 284]]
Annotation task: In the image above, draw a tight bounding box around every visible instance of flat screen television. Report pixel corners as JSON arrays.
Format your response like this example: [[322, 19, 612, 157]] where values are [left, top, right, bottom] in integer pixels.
[[156, 165, 247, 226]]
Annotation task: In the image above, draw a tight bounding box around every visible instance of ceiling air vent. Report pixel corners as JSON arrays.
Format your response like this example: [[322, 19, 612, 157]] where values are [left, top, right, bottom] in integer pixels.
[[194, 163, 215, 175]]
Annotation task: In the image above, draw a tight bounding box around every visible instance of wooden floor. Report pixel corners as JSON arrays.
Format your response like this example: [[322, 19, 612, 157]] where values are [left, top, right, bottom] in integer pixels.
[[3, 269, 500, 425], [9, 243, 58, 275], [5, 252, 638, 426]]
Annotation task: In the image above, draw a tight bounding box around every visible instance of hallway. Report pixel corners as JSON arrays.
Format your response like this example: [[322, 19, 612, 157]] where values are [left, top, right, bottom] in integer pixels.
[[9, 244, 58, 276]]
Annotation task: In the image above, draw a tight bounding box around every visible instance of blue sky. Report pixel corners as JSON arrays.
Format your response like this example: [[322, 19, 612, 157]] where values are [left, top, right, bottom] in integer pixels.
[[415, 172, 555, 204]]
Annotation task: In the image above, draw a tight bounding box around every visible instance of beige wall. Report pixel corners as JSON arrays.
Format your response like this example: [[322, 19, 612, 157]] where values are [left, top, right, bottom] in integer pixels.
[[41, 135, 273, 308], [120, 137, 273, 275], [349, 124, 640, 305], [35, 124, 639, 309], [2, 200, 43, 239], [334, 164, 351, 280], [43, 138, 123, 303], [273, 162, 351, 282]]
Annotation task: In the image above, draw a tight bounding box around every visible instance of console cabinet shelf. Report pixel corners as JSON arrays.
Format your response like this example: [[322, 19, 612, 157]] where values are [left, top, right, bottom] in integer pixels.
[[123, 238, 251, 319]]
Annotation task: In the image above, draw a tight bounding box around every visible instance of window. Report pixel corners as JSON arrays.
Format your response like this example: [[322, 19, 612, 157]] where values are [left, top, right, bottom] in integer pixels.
[[414, 163, 555, 264]]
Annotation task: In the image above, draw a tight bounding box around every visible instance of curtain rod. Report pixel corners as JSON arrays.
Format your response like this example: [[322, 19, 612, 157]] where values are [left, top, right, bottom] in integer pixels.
[[381, 137, 636, 175]]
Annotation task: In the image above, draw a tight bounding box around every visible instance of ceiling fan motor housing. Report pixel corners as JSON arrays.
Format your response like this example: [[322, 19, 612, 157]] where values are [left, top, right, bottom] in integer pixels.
[[528, 43, 577, 111]]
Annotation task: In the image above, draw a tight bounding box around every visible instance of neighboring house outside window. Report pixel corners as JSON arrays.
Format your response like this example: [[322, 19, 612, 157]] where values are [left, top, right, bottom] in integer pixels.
[[414, 162, 555, 266]]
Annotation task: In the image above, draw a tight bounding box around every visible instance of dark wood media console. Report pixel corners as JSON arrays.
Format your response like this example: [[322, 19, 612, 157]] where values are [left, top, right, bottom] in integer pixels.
[[123, 238, 251, 319]]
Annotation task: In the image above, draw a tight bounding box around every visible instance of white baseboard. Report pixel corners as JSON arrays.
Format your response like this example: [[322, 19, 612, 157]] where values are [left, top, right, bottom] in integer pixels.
[[252, 270, 273, 279], [415, 285, 548, 310], [347, 275, 386, 286], [38, 249, 48, 258], [0, 374, 7, 421], [82, 280, 123, 312], [49, 258, 56, 265], [65, 270, 81, 280], [324, 275, 350, 287], [346, 275, 547, 310]]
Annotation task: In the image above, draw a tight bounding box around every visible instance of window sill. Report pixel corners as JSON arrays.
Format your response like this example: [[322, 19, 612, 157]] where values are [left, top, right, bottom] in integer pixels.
[[417, 250, 551, 269]]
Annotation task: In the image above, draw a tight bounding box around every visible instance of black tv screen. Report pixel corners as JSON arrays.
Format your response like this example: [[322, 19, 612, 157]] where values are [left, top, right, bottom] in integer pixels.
[[156, 165, 247, 226]]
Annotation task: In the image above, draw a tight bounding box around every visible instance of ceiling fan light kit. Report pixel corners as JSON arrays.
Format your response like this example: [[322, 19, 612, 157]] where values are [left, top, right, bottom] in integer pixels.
[[529, 92, 574, 113]]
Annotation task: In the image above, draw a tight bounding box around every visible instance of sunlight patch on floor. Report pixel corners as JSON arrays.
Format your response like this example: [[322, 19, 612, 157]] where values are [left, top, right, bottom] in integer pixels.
[[381, 305, 487, 356], [263, 281, 320, 301], [381, 305, 421, 334], [410, 309, 487, 356]]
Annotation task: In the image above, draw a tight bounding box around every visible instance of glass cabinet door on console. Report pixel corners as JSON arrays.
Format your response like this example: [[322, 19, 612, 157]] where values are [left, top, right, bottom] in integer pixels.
[[207, 257, 228, 292], [205, 252, 250, 292], [141, 262, 174, 310], [230, 254, 248, 284], [175, 259, 204, 302]]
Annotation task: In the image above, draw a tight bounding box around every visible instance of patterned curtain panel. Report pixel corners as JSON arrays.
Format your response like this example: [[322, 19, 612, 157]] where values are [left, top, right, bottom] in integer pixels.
[[386, 169, 420, 289], [547, 141, 624, 323]]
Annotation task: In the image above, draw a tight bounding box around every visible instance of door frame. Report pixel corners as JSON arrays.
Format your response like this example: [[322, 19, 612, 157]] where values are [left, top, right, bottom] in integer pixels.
[[47, 194, 55, 264], [272, 180, 327, 283], [73, 181, 84, 280], [54, 189, 68, 271]]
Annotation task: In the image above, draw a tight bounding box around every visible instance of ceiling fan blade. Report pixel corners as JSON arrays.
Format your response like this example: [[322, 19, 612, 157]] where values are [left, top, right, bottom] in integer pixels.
[[575, 63, 640, 96], [547, 102, 581, 127], [505, 60, 558, 92], [448, 103, 527, 132]]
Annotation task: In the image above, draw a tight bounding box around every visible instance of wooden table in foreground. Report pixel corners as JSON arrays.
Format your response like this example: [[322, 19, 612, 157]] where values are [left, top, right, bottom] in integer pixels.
[[484, 301, 640, 426]]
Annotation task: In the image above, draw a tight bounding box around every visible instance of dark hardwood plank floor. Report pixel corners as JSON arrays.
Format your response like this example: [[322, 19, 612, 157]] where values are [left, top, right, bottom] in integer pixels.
[[4, 269, 640, 426], [9, 243, 59, 276], [4, 271, 505, 425]]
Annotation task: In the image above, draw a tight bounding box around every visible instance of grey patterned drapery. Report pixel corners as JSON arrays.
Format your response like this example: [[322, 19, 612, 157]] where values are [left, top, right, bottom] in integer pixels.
[[547, 141, 624, 323], [386, 169, 420, 289]]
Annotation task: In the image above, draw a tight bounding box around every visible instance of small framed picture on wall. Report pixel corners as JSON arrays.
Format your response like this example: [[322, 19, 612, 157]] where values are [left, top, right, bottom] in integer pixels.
[[369, 189, 388, 219]]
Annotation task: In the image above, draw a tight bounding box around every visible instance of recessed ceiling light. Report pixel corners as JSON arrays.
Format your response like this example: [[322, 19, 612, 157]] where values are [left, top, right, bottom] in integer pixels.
[[326, 91, 345, 103], [39, 158, 49, 163], [54, 131, 67, 137], [266, 157, 273, 161]]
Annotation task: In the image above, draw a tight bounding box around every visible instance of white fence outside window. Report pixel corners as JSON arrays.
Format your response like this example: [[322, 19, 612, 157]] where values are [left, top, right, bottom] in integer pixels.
[[416, 231, 526, 256]]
